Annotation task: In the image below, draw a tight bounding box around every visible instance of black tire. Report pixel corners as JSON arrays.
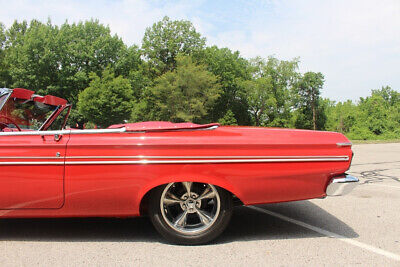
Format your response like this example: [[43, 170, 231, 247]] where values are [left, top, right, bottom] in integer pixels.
[[148, 182, 233, 245]]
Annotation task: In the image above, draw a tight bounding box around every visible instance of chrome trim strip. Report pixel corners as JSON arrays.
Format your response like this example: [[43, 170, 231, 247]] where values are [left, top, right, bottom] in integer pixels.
[[0, 155, 350, 160], [0, 157, 61, 159], [337, 142, 352, 147], [0, 156, 349, 165], [0, 130, 69, 136], [0, 161, 65, 165], [0, 127, 126, 136], [65, 155, 349, 159], [65, 158, 349, 164], [69, 128, 127, 135]]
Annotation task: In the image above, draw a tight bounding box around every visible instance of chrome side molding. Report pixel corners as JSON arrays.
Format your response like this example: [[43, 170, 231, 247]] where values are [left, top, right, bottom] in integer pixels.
[[326, 174, 359, 196], [0, 156, 351, 166], [0, 127, 127, 136]]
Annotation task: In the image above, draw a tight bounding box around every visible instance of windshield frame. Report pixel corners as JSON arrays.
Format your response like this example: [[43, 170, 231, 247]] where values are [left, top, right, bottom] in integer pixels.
[[0, 88, 70, 132], [39, 104, 72, 131], [0, 88, 12, 112]]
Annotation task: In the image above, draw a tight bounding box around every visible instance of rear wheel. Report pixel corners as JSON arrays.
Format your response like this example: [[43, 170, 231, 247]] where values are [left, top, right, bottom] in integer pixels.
[[148, 182, 233, 245]]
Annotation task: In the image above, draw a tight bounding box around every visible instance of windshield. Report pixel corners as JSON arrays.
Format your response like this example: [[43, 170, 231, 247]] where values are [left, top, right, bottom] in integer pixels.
[[0, 97, 58, 130]]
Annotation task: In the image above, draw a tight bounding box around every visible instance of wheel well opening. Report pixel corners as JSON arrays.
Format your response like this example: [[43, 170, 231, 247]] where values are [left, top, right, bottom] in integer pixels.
[[139, 185, 162, 216], [138, 183, 244, 216]]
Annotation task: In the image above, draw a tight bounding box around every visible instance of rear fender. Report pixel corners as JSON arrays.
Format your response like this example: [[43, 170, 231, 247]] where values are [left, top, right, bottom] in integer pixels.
[[136, 173, 242, 211]]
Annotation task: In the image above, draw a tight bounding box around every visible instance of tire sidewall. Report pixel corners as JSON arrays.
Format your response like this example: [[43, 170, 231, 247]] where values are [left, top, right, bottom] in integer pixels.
[[149, 184, 233, 245]]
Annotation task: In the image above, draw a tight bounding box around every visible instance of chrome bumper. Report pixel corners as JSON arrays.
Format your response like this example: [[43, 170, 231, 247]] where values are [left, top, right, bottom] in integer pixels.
[[326, 174, 359, 196]]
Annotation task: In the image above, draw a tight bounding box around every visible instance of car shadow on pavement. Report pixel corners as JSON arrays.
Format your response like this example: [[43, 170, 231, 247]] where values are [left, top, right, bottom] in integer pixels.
[[0, 200, 357, 244], [0, 215, 162, 243], [218, 200, 358, 244]]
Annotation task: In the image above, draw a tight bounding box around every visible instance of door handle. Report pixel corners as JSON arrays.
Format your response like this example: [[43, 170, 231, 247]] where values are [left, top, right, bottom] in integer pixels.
[[54, 134, 62, 141]]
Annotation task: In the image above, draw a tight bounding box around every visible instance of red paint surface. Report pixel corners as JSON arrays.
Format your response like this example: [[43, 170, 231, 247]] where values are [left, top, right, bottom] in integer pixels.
[[0, 134, 68, 209], [0, 125, 352, 218]]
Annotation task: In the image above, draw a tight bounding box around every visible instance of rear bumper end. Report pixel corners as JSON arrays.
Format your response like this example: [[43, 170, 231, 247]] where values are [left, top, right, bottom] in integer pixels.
[[326, 174, 359, 196]]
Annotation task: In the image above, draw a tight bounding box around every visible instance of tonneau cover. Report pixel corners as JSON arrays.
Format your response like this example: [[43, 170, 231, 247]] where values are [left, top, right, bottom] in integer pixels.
[[108, 121, 220, 132]]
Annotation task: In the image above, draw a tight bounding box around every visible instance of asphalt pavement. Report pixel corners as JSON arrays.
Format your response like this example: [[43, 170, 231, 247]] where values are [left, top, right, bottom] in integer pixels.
[[1, 143, 399, 266]]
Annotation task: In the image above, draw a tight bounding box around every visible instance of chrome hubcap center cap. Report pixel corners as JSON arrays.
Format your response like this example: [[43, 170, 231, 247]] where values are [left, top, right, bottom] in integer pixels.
[[181, 193, 201, 213], [186, 199, 196, 213]]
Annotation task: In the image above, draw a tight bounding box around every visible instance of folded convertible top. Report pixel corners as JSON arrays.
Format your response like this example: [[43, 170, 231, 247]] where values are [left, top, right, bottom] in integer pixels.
[[10, 88, 67, 106]]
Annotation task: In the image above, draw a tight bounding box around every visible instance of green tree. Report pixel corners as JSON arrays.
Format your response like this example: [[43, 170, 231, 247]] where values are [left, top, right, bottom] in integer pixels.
[[325, 99, 357, 133], [218, 110, 238, 126], [241, 77, 276, 126], [325, 86, 400, 140], [198, 46, 251, 125], [3, 19, 132, 126], [371, 86, 400, 106], [296, 72, 325, 130], [356, 88, 400, 137], [114, 45, 142, 78], [77, 68, 133, 127], [247, 56, 300, 127], [0, 23, 11, 87], [4, 20, 59, 91], [50, 20, 127, 105], [142, 16, 206, 75], [149, 55, 221, 123], [4, 19, 128, 106], [114, 45, 150, 101]]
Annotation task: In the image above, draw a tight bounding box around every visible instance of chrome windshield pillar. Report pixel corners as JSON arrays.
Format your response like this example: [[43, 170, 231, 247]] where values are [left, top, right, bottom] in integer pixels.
[[0, 88, 12, 111]]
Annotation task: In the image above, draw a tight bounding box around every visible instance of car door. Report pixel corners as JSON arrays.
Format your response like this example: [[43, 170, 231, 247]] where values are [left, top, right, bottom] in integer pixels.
[[0, 131, 69, 209]]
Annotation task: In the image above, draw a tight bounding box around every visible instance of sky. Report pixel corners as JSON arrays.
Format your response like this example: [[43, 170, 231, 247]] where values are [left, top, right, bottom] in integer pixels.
[[0, 0, 399, 102]]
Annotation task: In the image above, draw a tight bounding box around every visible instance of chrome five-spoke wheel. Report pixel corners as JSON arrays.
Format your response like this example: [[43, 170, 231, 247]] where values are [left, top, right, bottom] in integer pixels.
[[149, 182, 233, 245], [160, 182, 220, 235]]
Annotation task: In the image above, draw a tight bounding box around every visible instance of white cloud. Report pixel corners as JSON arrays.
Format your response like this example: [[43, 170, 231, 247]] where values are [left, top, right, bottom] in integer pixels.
[[0, 0, 198, 44], [0, 0, 399, 101], [206, 0, 400, 101]]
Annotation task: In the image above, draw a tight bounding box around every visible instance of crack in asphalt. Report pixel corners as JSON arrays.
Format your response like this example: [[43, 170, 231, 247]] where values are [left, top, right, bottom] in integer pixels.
[[350, 168, 400, 184]]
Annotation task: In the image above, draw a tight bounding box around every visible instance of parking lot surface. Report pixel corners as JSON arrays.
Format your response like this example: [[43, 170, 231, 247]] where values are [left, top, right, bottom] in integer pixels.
[[1, 143, 399, 266]]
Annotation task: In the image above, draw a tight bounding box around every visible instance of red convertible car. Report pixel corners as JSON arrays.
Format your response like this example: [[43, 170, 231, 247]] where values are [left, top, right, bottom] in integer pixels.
[[0, 88, 358, 244]]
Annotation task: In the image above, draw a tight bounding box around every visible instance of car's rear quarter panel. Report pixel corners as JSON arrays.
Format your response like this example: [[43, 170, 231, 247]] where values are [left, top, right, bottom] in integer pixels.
[[60, 127, 352, 217]]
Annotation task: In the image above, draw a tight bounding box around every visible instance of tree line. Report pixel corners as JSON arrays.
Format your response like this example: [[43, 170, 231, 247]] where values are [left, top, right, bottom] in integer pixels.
[[0, 17, 398, 140]]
